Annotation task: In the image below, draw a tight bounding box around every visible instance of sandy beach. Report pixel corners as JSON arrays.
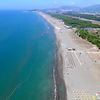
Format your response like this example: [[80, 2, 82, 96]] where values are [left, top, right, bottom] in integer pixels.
[[39, 12, 100, 100]]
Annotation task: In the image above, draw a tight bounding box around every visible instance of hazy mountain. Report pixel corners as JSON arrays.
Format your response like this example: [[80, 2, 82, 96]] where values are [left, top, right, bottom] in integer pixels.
[[58, 6, 81, 11], [82, 5, 100, 13], [43, 4, 100, 13], [42, 6, 81, 12]]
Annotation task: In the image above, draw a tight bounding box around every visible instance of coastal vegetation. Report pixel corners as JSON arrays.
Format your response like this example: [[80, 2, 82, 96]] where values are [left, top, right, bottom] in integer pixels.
[[48, 13, 100, 49], [48, 13, 100, 28], [77, 29, 100, 49], [63, 12, 100, 21]]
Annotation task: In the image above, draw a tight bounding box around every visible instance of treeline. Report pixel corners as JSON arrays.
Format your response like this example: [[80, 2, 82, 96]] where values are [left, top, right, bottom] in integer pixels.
[[77, 29, 100, 49], [48, 13, 100, 28], [48, 13, 100, 49], [63, 12, 100, 21]]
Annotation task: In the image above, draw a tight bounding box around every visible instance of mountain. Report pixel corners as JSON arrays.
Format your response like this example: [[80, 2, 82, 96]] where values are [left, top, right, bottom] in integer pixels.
[[82, 5, 100, 13], [58, 6, 81, 11], [44, 5, 100, 13], [43, 6, 81, 12]]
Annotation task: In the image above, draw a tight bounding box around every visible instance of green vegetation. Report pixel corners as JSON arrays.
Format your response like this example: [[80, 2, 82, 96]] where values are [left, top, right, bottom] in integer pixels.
[[48, 13, 100, 28], [63, 12, 100, 21], [48, 13, 100, 49], [78, 29, 100, 48]]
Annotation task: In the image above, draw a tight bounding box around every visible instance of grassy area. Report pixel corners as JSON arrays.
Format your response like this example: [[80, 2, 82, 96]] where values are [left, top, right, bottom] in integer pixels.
[[47, 13, 100, 49]]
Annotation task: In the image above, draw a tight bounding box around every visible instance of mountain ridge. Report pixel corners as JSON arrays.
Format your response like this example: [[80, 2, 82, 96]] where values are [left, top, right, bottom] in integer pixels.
[[45, 4, 100, 13]]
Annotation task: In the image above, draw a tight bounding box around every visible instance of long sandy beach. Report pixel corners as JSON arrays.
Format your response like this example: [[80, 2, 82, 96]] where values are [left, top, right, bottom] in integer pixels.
[[39, 12, 100, 100]]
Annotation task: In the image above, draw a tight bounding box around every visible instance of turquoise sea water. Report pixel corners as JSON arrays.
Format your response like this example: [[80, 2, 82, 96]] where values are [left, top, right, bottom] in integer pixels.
[[0, 11, 56, 100]]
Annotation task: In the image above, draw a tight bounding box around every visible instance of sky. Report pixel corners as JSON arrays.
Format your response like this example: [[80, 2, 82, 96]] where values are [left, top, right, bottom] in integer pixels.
[[0, 0, 100, 10]]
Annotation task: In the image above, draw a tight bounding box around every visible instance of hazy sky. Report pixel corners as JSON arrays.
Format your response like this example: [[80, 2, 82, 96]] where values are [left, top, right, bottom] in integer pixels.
[[0, 0, 100, 9]]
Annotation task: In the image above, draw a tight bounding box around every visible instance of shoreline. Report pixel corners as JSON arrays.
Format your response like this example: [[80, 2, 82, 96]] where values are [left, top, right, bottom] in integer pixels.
[[55, 39, 67, 100], [38, 12, 67, 100], [38, 12, 100, 100]]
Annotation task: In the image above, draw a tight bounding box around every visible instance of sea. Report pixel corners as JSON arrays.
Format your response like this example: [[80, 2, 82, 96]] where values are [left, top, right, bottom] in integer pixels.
[[0, 11, 56, 100]]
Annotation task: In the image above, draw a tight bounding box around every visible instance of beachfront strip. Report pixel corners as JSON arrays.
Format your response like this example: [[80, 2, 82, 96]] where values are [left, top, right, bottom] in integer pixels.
[[39, 12, 100, 100]]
